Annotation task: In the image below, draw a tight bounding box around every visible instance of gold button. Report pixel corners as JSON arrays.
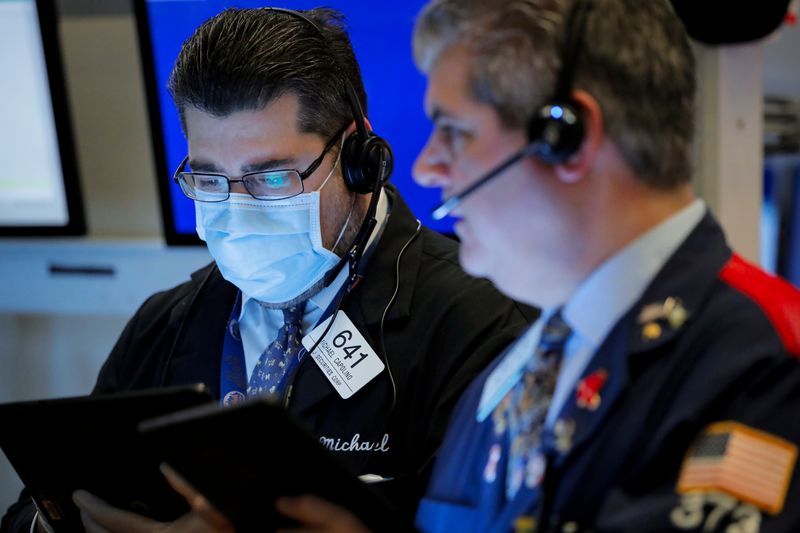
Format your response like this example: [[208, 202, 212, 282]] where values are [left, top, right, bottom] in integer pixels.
[[642, 322, 662, 340], [562, 522, 579, 533], [514, 515, 537, 533]]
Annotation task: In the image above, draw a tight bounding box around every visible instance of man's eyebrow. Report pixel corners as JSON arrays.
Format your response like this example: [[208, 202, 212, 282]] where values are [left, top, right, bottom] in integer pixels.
[[430, 107, 452, 123], [186, 159, 220, 173], [241, 158, 296, 174], [187, 158, 296, 174], [431, 103, 468, 123]]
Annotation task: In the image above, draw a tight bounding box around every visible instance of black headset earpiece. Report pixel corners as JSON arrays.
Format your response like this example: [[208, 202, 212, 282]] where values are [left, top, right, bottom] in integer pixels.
[[263, 7, 393, 194], [340, 84, 394, 194], [341, 133, 394, 194], [527, 0, 592, 165]]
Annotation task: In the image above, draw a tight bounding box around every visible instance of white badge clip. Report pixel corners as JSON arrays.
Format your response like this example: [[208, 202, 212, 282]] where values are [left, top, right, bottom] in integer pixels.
[[302, 312, 384, 399]]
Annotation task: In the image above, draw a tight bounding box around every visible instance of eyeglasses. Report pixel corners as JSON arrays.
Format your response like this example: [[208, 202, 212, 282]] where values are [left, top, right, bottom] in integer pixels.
[[173, 128, 344, 202]]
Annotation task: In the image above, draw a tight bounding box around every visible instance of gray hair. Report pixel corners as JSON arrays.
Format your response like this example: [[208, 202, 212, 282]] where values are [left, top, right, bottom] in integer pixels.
[[413, 0, 696, 188]]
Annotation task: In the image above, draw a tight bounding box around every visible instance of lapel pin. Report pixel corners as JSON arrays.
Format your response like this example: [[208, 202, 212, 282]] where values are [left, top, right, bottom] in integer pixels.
[[642, 321, 662, 341], [513, 515, 538, 533], [665, 298, 689, 329], [524, 452, 547, 489], [554, 418, 576, 454], [483, 443, 502, 483], [638, 297, 689, 332], [576, 368, 608, 411]]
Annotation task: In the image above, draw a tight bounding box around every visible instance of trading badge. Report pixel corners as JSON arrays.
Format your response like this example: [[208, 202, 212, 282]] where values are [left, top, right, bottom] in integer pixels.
[[576, 368, 608, 411]]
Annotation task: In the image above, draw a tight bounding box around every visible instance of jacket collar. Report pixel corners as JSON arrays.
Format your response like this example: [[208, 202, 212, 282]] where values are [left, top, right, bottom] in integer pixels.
[[350, 183, 423, 325], [549, 212, 733, 465]]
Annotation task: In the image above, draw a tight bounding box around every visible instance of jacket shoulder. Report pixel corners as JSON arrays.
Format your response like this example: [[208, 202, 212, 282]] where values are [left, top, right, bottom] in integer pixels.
[[93, 262, 225, 393], [127, 262, 214, 330], [717, 253, 800, 357]]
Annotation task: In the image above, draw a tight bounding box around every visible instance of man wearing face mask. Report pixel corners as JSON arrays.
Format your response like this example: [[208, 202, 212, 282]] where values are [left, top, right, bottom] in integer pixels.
[[1, 7, 535, 533]]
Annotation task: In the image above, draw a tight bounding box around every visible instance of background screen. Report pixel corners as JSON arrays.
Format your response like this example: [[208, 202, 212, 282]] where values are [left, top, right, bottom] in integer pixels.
[[136, 0, 455, 245], [0, 0, 84, 235]]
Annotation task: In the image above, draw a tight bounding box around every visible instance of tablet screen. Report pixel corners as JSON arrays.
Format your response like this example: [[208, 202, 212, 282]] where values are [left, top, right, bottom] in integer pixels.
[[0, 385, 213, 532]]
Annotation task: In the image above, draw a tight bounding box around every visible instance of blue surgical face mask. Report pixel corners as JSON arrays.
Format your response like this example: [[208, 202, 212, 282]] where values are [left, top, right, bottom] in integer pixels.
[[195, 154, 348, 307]]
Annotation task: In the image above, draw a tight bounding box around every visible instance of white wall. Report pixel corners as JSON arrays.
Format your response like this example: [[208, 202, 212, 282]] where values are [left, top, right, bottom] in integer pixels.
[[764, 22, 800, 98]]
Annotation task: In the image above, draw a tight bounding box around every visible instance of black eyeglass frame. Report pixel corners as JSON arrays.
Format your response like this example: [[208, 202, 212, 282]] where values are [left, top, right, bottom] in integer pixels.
[[173, 127, 346, 202]]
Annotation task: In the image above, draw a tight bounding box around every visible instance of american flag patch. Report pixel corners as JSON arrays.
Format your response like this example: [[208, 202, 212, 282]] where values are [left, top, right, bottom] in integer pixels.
[[677, 421, 798, 514]]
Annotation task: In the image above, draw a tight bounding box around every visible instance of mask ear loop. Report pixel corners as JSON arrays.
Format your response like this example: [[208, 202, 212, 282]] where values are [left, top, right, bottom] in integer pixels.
[[316, 132, 347, 193], [326, 133, 355, 253], [331, 193, 356, 253]]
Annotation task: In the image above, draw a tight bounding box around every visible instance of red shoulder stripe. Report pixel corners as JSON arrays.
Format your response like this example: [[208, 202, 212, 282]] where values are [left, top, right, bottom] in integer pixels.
[[718, 254, 800, 357]]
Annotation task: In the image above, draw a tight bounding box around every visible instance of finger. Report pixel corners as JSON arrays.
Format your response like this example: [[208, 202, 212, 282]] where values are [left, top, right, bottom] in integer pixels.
[[72, 490, 160, 532], [274, 495, 326, 528], [275, 495, 371, 532], [160, 463, 197, 502], [161, 463, 235, 532]]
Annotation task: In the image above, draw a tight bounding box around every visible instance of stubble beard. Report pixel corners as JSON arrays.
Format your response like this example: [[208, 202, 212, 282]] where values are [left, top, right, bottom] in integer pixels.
[[322, 173, 370, 258]]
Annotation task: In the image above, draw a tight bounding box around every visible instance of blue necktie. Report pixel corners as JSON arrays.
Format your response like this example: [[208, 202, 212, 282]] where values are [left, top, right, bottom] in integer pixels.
[[492, 311, 572, 499], [247, 301, 307, 399]]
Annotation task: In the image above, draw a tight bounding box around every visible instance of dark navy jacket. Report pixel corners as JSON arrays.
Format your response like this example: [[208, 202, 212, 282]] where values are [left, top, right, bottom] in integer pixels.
[[2, 186, 534, 532], [417, 213, 800, 533]]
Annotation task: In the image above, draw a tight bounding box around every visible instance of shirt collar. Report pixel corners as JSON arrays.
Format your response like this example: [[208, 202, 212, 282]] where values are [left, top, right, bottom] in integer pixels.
[[563, 199, 706, 348]]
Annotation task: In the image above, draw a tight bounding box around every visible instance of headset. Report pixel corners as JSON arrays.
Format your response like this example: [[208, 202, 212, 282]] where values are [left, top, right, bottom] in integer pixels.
[[432, 0, 593, 220], [264, 7, 393, 195]]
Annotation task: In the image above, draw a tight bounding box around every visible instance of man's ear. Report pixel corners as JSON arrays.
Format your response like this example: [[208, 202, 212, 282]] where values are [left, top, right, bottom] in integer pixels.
[[343, 117, 373, 139], [555, 89, 604, 184]]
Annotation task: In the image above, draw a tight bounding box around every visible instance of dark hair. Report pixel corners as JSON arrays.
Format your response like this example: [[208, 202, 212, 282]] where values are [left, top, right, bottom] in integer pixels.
[[168, 7, 366, 141], [414, 0, 696, 189]]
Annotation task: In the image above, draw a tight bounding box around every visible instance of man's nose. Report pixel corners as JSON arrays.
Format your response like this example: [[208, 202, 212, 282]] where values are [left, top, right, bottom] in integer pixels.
[[229, 180, 249, 195], [412, 137, 451, 189]]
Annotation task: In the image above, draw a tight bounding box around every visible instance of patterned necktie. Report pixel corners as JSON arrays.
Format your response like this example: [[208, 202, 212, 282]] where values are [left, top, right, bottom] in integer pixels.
[[247, 301, 307, 399], [492, 311, 572, 500]]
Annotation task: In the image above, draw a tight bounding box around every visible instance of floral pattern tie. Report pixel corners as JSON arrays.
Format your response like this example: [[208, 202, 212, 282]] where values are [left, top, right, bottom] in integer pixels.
[[247, 301, 307, 399], [492, 311, 572, 499]]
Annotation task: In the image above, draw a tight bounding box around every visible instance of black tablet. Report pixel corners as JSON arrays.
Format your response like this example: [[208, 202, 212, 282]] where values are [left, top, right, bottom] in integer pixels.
[[0, 384, 214, 532], [138, 399, 410, 533]]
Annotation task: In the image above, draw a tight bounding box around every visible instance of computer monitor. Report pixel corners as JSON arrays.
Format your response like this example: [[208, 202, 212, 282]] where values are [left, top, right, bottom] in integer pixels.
[[0, 0, 85, 236], [135, 0, 454, 246]]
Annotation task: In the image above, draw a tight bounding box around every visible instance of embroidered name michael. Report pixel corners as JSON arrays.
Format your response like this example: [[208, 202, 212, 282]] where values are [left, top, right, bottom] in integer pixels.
[[320, 433, 390, 453]]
